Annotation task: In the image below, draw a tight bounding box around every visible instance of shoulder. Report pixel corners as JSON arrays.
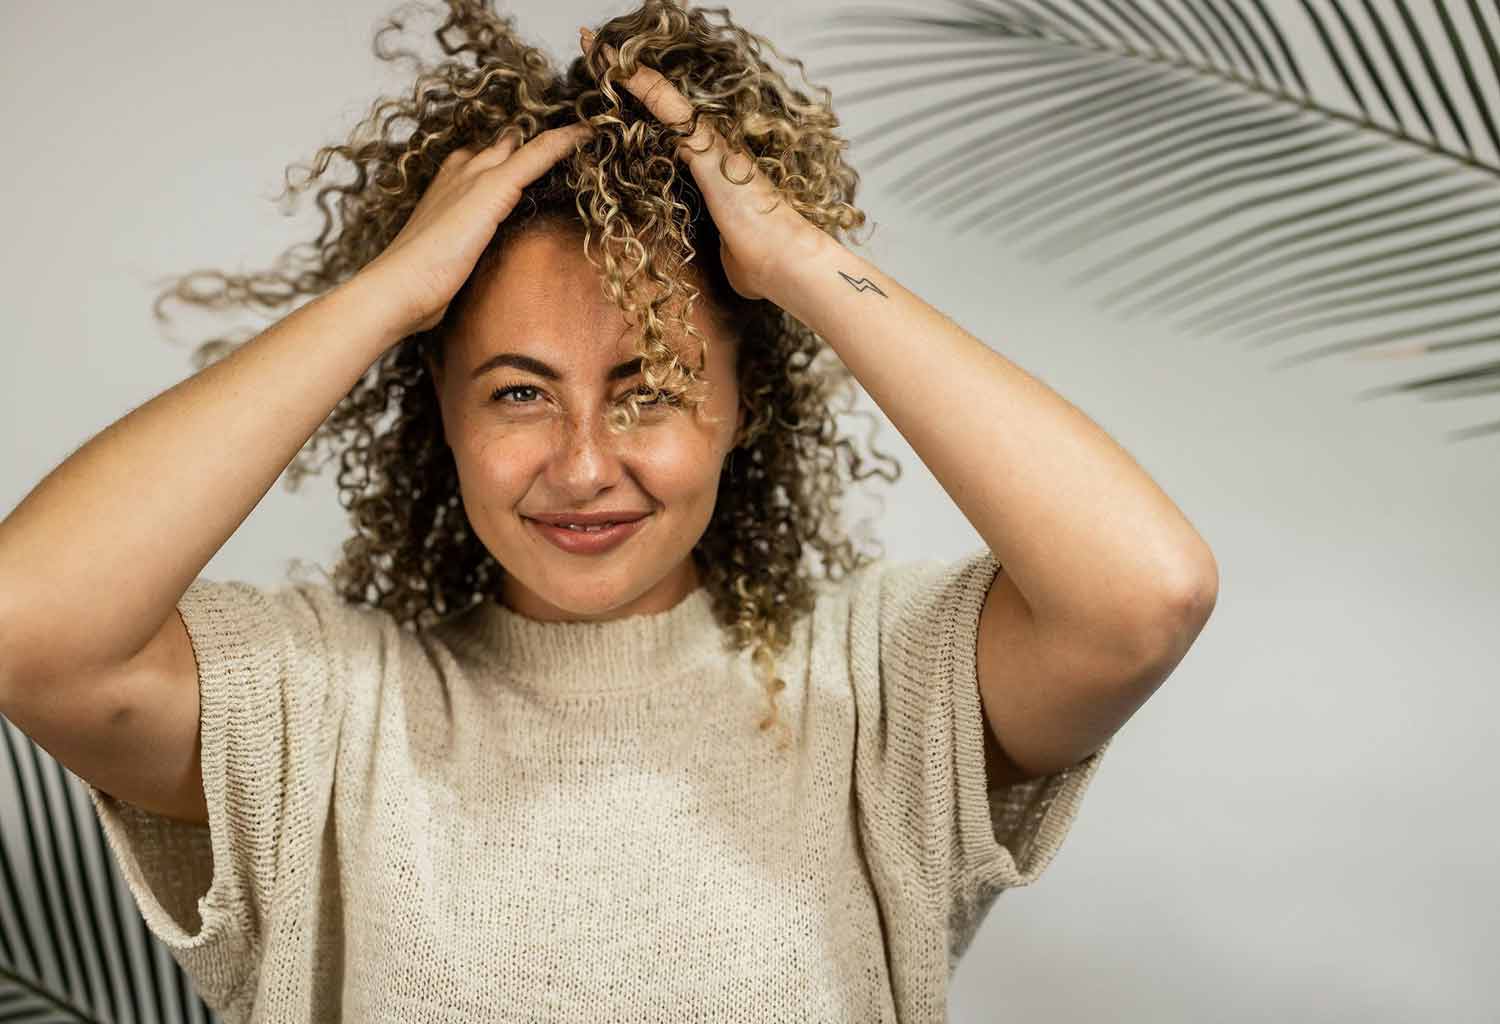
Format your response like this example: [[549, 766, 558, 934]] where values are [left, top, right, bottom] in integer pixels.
[[816, 550, 996, 618], [178, 576, 420, 684], [811, 550, 1002, 667]]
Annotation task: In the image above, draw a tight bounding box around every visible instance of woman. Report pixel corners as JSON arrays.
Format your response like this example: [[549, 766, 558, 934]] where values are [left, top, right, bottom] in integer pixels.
[[0, 1, 1217, 1020]]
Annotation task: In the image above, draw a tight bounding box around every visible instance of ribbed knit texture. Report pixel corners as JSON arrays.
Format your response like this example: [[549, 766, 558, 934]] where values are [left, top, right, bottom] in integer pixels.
[[84, 547, 1110, 1022]]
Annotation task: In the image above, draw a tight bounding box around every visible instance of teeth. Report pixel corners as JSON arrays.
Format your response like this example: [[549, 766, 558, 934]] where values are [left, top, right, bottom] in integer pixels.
[[561, 522, 615, 532]]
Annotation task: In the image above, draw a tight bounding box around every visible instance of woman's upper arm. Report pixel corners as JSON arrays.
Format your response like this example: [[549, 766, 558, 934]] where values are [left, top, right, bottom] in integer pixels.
[[1, 605, 209, 825]]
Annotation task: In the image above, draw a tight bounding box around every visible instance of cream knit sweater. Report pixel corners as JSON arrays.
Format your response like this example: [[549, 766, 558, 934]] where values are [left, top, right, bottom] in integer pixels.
[[85, 547, 1110, 1022]]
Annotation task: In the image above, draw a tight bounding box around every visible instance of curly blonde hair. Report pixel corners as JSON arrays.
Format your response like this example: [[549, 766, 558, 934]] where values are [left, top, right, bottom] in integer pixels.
[[155, 0, 903, 752]]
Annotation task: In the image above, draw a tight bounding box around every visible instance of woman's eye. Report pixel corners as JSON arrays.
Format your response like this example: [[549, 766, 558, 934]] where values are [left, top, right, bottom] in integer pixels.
[[490, 384, 540, 404], [632, 387, 680, 407], [486, 384, 678, 408]]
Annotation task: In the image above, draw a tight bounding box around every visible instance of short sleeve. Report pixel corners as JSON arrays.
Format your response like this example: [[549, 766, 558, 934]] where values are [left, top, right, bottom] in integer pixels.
[[82, 576, 367, 1008], [848, 547, 1112, 970]]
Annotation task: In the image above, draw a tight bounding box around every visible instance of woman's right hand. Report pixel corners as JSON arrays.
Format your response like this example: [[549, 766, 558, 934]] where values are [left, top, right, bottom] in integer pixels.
[[357, 120, 596, 339]]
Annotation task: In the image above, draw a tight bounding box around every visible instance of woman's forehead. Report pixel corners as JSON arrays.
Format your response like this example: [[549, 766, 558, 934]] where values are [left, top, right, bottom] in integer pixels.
[[455, 299, 734, 376], [459, 330, 730, 381], [444, 222, 738, 368]]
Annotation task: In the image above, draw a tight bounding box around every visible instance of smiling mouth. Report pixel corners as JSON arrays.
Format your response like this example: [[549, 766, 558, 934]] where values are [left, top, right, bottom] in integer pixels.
[[523, 515, 649, 530], [523, 514, 652, 554]]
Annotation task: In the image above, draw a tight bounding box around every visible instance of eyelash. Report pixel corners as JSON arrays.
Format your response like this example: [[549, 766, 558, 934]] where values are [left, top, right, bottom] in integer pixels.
[[487, 382, 679, 407], [489, 383, 542, 405]]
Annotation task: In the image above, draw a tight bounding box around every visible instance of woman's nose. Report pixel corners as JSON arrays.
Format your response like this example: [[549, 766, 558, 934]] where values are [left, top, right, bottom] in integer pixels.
[[546, 411, 630, 490]]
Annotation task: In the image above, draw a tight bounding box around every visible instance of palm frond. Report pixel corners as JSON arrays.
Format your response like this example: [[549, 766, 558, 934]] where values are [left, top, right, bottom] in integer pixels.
[[1, 717, 218, 1023], [791, 0, 1500, 442]]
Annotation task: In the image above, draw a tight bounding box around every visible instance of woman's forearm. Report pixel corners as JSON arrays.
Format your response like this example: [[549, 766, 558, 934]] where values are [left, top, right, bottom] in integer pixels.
[[768, 233, 1216, 655], [0, 274, 402, 687]]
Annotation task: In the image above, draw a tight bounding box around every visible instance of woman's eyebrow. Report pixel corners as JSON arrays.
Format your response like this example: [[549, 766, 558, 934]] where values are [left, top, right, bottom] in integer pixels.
[[468, 352, 643, 383]]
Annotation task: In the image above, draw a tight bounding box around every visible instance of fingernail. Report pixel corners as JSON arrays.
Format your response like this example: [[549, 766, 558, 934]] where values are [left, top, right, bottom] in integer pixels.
[[579, 26, 594, 47]]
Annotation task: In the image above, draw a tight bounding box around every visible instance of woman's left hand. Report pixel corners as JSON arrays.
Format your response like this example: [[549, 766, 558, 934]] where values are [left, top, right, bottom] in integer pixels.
[[579, 27, 826, 303]]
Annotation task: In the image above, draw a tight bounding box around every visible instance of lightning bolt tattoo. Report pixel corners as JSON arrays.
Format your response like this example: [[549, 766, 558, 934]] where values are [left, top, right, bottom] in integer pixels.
[[836, 270, 889, 298]]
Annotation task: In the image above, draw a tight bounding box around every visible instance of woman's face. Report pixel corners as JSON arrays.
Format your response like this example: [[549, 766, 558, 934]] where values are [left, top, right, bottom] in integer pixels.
[[427, 224, 745, 623]]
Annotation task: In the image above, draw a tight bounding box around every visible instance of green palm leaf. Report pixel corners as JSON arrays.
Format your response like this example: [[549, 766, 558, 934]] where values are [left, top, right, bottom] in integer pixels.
[[792, 0, 1500, 441]]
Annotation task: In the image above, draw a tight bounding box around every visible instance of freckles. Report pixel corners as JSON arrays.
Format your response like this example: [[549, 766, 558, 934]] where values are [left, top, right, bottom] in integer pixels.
[[640, 415, 714, 453], [466, 432, 542, 488], [631, 430, 724, 489], [464, 413, 723, 491]]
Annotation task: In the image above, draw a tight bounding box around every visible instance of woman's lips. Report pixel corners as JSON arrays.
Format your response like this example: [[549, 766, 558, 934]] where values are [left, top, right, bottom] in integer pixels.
[[525, 514, 650, 555]]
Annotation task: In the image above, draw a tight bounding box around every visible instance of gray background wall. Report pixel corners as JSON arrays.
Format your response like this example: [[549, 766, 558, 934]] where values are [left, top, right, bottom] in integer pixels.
[[2, 1, 1496, 1020]]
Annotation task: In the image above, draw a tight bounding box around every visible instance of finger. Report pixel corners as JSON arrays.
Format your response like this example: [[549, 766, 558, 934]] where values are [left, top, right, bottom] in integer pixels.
[[478, 121, 594, 186], [439, 145, 476, 173], [581, 31, 718, 159], [462, 125, 526, 173]]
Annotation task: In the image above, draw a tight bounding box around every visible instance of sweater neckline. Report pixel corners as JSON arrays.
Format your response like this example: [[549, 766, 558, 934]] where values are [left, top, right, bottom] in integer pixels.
[[469, 585, 727, 695]]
